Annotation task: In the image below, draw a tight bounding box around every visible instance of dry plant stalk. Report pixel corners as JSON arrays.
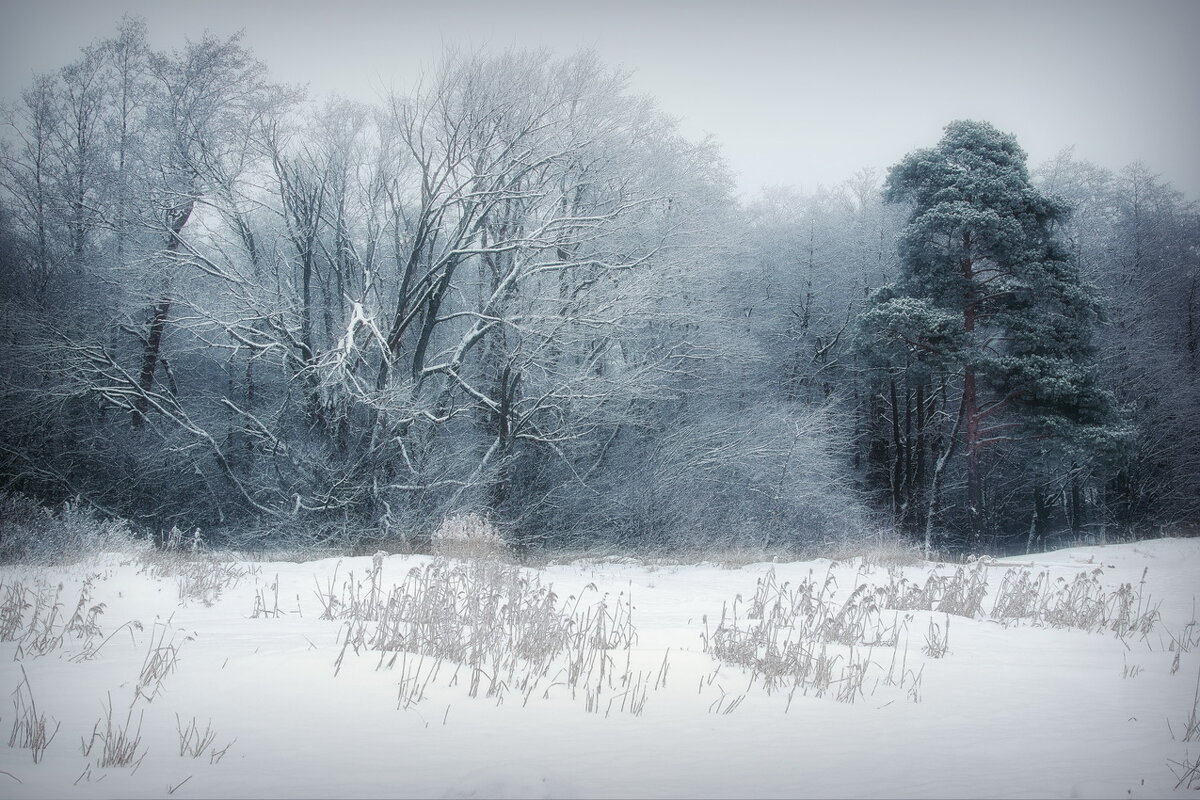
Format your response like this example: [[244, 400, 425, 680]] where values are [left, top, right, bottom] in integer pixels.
[[251, 574, 282, 619], [176, 714, 220, 757], [0, 581, 30, 640], [176, 560, 247, 606], [706, 560, 1164, 715], [1170, 748, 1200, 791], [209, 737, 236, 765], [877, 562, 988, 617], [63, 577, 106, 640], [923, 615, 950, 658], [11, 582, 65, 658], [704, 567, 897, 703], [1170, 664, 1200, 743], [7, 578, 112, 659], [990, 565, 1160, 637], [431, 513, 511, 562], [82, 692, 146, 771], [320, 557, 649, 715], [141, 546, 249, 607], [137, 621, 189, 701], [8, 666, 60, 762]]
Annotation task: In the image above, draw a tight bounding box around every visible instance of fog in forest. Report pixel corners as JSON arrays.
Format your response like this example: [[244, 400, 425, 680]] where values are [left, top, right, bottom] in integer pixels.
[[1, 1, 1197, 558]]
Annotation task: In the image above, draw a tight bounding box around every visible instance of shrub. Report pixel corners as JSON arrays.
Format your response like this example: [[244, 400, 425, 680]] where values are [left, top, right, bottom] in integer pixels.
[[0, 493, 148, 564], [431, 513, 511, 561]]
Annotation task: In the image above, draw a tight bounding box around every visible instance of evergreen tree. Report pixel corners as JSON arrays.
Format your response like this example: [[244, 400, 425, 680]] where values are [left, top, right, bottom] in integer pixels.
[[859, 120, 1114, 550]]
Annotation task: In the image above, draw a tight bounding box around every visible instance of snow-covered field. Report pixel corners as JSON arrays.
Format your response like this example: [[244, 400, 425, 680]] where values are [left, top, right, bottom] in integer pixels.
[[1, 537, 1198, 799]]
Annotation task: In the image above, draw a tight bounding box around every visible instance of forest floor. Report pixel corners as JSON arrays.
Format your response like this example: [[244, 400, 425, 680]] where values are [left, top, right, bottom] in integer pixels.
[[0, 537, 1198, 798]]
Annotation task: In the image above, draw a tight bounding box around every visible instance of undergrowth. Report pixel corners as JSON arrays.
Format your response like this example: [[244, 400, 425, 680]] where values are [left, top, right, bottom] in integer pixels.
[[138, 530, 255, 607], [701, 564, 920, 705], [702, 558, 1164, 709], [0, 575, 109, 659], [316, 553, 652, 715], [0, 493, 148, 564], [990, 566, 1160, 637]]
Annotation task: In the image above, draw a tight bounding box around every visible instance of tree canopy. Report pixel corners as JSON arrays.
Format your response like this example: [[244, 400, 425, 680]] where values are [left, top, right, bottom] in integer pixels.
[[860, 120, 1117, 549], [1, 23, 1194, 555]]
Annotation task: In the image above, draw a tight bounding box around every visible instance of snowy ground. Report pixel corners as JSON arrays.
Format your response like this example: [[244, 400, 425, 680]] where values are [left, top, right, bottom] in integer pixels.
[[1, 537, 1198, 799]]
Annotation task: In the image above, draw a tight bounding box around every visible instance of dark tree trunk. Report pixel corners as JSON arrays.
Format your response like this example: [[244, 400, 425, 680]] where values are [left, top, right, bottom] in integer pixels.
[[1070, 471, 1085, 535], [132, 200, 193, 428], [1026, 484, 1052, 554], [914, 382, 927, 516], [964, 363, 983, 547], [961, 232, 984, 549], [890, 378, 903, 518]]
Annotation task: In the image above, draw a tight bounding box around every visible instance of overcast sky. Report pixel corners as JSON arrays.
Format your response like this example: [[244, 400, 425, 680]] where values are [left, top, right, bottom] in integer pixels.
[[2, 0, 1198, 200]]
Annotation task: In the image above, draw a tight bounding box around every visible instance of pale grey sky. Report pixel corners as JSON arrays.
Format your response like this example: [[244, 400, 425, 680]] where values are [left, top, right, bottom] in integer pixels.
[[2, 0, 1198, 200]]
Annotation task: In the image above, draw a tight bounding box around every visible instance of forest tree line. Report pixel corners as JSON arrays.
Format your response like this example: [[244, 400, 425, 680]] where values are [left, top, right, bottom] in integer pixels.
[[1, 20, 1196, 553]]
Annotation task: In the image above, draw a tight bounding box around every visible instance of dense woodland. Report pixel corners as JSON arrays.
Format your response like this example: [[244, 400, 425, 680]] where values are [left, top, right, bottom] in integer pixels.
[[1, 20, 1197, 554]]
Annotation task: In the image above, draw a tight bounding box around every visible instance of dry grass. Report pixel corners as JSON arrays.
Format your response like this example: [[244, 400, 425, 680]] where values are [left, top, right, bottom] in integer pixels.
[[990, 565, 1160, 637], [136, 621, 188, 702], [0, 581, 27, 640], [876, 562, 989, 617], [707, 685, 746, 714], [64, 576, 106, 639], [1170, 673, 1200, 795], [431, 513, 512, 562], [1169, 752, 1200, 790], [702, 565, 910, 704], [3, 581, 64, 658], [825, 534, 927, 570], [523, 528, 923, 572], [251, 572, 288, 619], [177, 560, 249, 606], [140, 548, 251, 608], [703, 557, 1164, 710], [0, 493, 149, 564], [137, 529, 257, 609], [0, 576, 111, 659], [923, 615, 950, 658], [175, 714, 232, 763], [81, 692, 146, 772], [8, 666, 60, 763], [316, 555, 652, 716], [1170, 664, 1200, 743], [1166, 609, 1200, 675]]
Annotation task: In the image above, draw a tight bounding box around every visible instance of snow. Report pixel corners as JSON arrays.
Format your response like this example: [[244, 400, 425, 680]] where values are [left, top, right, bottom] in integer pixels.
[[1, 538, 1198, 798]]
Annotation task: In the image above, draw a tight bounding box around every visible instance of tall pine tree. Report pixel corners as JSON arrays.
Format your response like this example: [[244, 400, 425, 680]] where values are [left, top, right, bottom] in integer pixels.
[[859, 120, 1114, 551]]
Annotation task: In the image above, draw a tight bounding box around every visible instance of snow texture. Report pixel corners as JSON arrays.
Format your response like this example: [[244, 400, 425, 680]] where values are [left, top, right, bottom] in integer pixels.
[[0, 538, 1197, 798]]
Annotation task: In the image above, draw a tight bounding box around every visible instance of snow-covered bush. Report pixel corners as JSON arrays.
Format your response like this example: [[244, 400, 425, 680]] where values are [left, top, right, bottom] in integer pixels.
[[431, 512, 511, 561], [0, 493, 148, 564]]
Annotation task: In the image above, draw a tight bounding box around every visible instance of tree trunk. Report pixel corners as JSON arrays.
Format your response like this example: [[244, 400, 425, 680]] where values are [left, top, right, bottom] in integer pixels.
[[1026, 484, 1051, 554], [961, 232, 984, 549], [132, 199, 193, 428], [964, 363, 983, 547], [889, 377, 903, 519], [914, 382, 927, 525], [925, 388, 967, 558], [1070, 470, 1085, 536]]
